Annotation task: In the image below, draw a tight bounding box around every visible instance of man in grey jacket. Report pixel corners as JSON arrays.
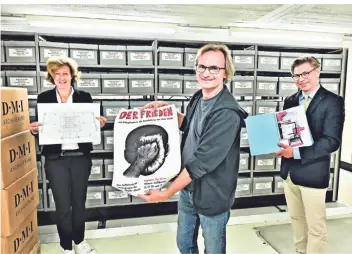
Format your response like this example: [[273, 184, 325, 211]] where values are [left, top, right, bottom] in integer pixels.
[[139, 44, 248, 254]]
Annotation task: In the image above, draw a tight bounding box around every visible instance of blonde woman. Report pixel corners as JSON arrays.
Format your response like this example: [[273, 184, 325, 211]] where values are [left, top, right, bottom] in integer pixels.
[[30, 57, 106, 254]]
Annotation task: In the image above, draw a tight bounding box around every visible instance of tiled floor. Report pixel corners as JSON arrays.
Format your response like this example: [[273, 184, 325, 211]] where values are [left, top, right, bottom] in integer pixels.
[[40, 221, 277, 254], [257, 216, 352, 253], [39, 203, 352, 254]]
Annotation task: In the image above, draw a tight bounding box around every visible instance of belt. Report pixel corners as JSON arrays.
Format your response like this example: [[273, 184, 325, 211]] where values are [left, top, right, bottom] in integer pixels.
[[60, 150, 84, 157]]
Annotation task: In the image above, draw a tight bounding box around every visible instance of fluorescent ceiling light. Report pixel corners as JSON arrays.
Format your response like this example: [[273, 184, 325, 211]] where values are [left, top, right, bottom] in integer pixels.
[[229, 22, 352, 34], [26, 16, 176, 35], [177, 25, 230, 36], [1, 16, 27, 22], [230, 27, 342, 41], [1, 15, 28, 26], [229, 27, 343, 47]]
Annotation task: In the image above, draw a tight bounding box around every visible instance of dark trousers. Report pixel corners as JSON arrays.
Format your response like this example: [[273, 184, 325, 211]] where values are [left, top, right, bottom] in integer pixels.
[[45, 155, 92, 250]]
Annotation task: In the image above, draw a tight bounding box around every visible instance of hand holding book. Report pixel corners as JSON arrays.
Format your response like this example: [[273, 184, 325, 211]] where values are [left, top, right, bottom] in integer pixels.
[[275, 143, 293, 158]]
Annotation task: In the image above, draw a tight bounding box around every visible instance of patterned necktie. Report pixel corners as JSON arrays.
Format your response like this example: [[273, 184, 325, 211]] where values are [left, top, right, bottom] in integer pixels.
[[304, 94, 310, 111]]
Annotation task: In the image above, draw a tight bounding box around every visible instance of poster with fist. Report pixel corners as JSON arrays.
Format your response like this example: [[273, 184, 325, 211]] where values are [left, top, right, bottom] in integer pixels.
[[112, 105, 181, 196]]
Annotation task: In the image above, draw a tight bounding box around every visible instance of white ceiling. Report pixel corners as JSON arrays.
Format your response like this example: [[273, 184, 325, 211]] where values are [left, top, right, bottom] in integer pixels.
[[1, 4, 352, 48], [2, 4, 352, 32]]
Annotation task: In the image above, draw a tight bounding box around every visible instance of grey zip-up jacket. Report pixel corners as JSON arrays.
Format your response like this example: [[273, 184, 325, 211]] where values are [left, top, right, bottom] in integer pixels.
[[180, 86, 248, 216]]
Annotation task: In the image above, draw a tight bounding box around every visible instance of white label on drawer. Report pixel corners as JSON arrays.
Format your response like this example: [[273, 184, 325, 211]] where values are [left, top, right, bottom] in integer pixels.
[[256, 182, 271, 190], [240, 158, 247, 165], [323, 83, 338, 91], [108, 165, 114, 172], [106, 108, 122, 116], [188, 54, 195, 62], [9, 77, 34, 87], [235, 56, 253, 64], [132, 80, 152, 88], [73, 50, 94, 59], [282, 83, 296, 90], [324, 59, 341, 66], [130, 52, 151, 61], [161, 80, 181, 88], [260, 57, 278, 64], [237, 184, 249, 191], [241, 132, 248, 139], [29, 108, 36, 116], [91, 166, 101, 174], [102, 51, 124, 60], [109, 191, 128, 199], [277, 157, 281, 165], [77, 79, 99, 88], [44, 48, 67, 58], [104, 80, 125, 88], [43, 80, 55, 88], [258, 82, 276, 90], [234, 81, 252, 89], [282, 58, 291, 66], [277, 181, 284, 189], [185, 81, 198, 89], [161, 53, 181, 61], [259, 107, 276, 114], [258, 159, 274, 166], [9, 48, 33, 57], [106, 137, 114, 144], [87, 192, 102, 200]]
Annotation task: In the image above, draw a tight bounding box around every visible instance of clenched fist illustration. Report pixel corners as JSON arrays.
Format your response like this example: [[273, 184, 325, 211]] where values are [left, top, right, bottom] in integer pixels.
[[123, 125, 169, 178]]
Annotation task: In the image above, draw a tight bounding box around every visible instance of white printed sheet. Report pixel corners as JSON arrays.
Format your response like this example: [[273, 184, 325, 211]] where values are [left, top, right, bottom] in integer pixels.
[[37, 103, 101, 145]]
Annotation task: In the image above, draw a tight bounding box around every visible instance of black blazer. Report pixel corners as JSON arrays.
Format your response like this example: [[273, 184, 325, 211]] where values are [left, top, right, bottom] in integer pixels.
[[35, 88, 94, 156], [280, 86, 345, 189]]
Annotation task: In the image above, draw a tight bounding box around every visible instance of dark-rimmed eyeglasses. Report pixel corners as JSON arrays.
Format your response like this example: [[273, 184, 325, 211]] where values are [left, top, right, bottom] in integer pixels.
[[196, 64, 225, 74], [292, 67, 317, 81]]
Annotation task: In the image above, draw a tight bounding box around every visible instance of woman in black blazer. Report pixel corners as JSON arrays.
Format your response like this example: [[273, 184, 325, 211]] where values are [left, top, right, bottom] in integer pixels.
[[29, 57, 106, 254]]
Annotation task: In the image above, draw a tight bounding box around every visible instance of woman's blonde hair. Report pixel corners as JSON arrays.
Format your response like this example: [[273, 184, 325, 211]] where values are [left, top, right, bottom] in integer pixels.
[[195, 44, 235, 84], [46, 57, 80, 86]]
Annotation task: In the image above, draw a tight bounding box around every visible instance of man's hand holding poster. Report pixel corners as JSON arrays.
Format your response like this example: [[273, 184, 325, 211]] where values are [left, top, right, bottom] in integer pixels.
[[112, 105, 181, 196]]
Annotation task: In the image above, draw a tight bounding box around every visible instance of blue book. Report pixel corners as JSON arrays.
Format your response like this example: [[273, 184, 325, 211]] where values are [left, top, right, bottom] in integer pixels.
[[245, 114, 281, 156], [245, 105, 313, 156]]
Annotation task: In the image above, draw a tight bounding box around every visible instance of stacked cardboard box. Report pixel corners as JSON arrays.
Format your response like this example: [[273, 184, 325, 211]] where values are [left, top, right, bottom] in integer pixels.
[[1, 87, 40, 253]]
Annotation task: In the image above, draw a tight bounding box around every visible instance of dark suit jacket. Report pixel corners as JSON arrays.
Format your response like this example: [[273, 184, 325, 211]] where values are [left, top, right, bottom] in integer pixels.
[[35, 88, 94, 156], [280, 86, 345, 189]]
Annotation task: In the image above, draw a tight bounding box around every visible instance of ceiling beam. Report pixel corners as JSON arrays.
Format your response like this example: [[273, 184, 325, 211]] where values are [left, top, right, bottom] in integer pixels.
[[255, 4, 304, 23]]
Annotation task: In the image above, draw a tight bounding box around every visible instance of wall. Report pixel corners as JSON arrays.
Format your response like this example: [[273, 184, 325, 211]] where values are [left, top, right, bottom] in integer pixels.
[[338, 40, 352, 206], [341, 40, 352, 164]]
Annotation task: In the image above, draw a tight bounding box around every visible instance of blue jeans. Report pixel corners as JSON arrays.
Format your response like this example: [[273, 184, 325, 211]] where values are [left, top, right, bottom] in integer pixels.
[[177, 189, 230, 254]]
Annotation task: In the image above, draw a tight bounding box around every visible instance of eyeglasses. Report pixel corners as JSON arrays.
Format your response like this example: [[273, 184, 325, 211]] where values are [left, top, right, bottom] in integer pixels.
[[292, 67, 317, 81], [196, 64, 225, 74]]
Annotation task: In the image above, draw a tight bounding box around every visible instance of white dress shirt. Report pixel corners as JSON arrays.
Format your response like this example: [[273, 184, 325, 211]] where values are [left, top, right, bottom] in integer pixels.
[[56, 88, 79, 150]]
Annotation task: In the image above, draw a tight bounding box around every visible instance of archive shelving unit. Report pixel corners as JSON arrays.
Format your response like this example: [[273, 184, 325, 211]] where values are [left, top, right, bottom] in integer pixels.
[[1, 31, 348, 224]]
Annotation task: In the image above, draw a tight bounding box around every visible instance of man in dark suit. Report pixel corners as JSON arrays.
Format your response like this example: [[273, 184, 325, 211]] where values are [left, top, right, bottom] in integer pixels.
[[275, 56, 345, 254]]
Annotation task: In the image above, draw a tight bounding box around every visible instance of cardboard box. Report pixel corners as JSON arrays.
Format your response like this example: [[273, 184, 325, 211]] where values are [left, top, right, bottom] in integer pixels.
[[29, 240, 40, 254], [1, 130, 37, 189], [1, 208, 38, 254], [1, 87, 30, 139], [1, 168, 39, 236]]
